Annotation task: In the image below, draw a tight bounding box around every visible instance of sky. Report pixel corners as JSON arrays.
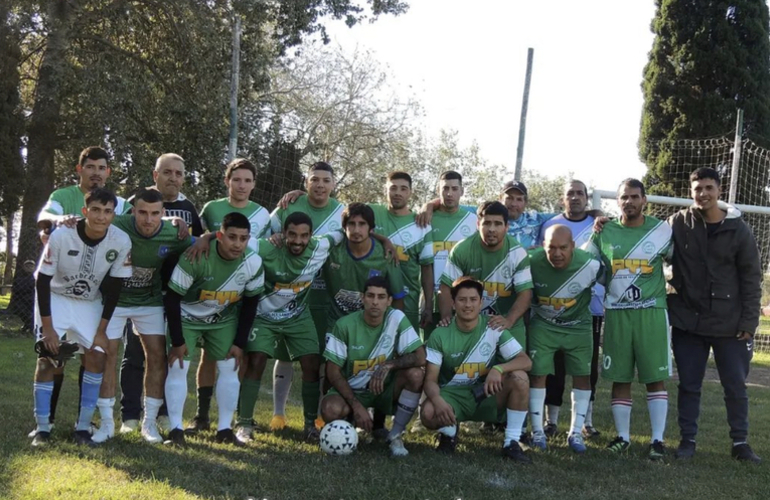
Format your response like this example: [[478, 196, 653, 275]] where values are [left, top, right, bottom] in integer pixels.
[[326, 0, 657, 190]]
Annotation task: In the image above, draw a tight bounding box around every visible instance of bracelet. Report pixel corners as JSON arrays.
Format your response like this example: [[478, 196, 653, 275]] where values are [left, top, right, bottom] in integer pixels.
[[492, 365, 504, 374]]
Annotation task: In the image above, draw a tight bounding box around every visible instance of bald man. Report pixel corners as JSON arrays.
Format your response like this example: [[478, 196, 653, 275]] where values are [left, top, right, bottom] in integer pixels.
[[527, 225, 603, 454]]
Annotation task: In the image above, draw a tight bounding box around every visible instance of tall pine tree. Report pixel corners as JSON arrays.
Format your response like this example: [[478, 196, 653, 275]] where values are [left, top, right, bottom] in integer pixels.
[[639, 0, 770, 197]]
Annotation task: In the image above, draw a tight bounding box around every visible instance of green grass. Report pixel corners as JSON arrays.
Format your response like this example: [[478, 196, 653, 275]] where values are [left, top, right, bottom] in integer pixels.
[[1, 326, 769, 499]]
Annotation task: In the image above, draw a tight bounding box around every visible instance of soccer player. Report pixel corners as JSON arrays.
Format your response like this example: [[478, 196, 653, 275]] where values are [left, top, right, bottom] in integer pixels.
[[528, 225, 602, 454], [421, 277, 532, 462], [94, 188, 194, 444], [321, 276, 425, 456], [538, 180, 605, 437], [163, 212, 263, 447], [237, 212, 342, 442], [31, 188, 132, 447], [584, 178, 672, 460]]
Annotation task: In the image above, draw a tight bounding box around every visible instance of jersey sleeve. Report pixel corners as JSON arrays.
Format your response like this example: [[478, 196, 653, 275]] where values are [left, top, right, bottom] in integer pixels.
[[582, 231, 601, 257], [440, 244, 464, 287], [497, 328, 523, 361], [395, 313, 422, 355], [386, 260, 407, 300], [244, 254, 265, 297], [425, 331, 443, 367], [323, 230, 345, 247], [36, 231, 62, 277], [324, 320, 349, 367], [418, 224, 434, 265], [110, 235, 134, 279], [269, 207, 283, 235], [460, 204, 476, 214], [168, 256, 197, 297], [512, 247, 533, 292], [200, 201, 212, 233]]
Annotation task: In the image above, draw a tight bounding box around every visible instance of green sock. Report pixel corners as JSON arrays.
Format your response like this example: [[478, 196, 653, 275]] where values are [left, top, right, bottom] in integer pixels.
[[301, 380, 321, 427], [196, 386, 214, 421], [237, 379, 261, 426]]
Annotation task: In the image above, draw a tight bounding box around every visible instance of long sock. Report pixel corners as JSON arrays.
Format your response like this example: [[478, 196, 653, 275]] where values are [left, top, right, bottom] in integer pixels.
[[97, 397, 115, 426], [77, 371, 103, 431], [215, 359, 240, 431], [647, 391, 668, 443], [529, 388, 546, 433], [439, 425, 457, 437], [301, 380, 321, 427], [388, 390, 420, 439], [196, 386, 214, 421], [546, 404, 560, 425], [238, 379, 262, 426], [33, 381, 54, 432], [570, 389, 591, 435], [76, 364, 85, 421], [585, 401, 594, 427], [49, 374, 64, 424], [143, 397, 163, 426], [272, 361, 294, 416], [611, 398, 632, 442], [165, 363, 190, 431], [505, 409, 527, 446]]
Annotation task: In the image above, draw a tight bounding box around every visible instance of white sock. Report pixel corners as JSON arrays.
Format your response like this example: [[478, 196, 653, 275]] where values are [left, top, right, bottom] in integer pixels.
[[647, 391, 668, 443], [216, 359, 241, 431], [570, 389, 591, 435], [546, 404, 560, 425], [505, 409, 527, 446], [388, 390, 421, 439], [438, 425, 457, 437], [143, 396, 163, 426], [611, 398, 632, 442], [272, 361, 294, 417], [585, 400, 594, 427], [529, 388, 546, 433], [165, 363, 190, 431], [97, 397, 115, 426]]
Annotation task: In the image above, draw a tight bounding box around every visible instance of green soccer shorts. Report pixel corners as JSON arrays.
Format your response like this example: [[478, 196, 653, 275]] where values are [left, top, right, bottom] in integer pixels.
[[175, 322, 237, 361], [247, 311, 319, 360], [528, 321, 593, 377], [327, 378, 396, 415], [602, 308, 671, 384], [439, 385, 501, 423]]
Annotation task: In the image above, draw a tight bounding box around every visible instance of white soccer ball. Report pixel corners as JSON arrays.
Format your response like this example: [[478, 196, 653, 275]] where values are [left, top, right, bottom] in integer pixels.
[[320, 420, 358, 456]]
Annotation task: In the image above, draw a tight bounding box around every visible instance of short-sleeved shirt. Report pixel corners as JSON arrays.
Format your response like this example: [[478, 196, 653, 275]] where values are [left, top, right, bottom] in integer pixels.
[[430, 209, 478, 313], [459, 206, 555, 251], [584, 216, 672, 310], [324, 308, 421, 390], [426, 315, 522, 387], [37, 222, 133, 302], [440, 233, 533, 320], [201, 198, 270, 250], [369, 204, 434, 320], [529, 248, 601, 334], [39, 184, 129, 220], [111, 215, 192, 307], [168, 240, 264, 327], [256, 232, 343, 323], [539, 213, 604, 316], [322, 237, 406, 330]]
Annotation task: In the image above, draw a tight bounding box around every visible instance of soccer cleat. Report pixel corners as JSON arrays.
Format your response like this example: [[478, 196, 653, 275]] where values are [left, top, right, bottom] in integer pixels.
[[582, 425, 601, 439], [119, 419, 139, 434], [543, 422, 558, 438], [91, 420, 115, 444], [269, 415, 287, 431], [502, 441, 532, 464], [141, 422, 163, 444], [31, 431, 51, 447], [164, 428, 186, 447], [649, 440, 666, 461], [216, 428, 246, 447], [314, 417, 325, 430], [156, 415, 171, 434], [568, 432, 587, 454], [732, 443, 761, 463], [675, 439, 696, 460], [235, 425, 254, 443], [74, 430, 97, 447], [304, 424, 321, 443], [435, 432, 458, 454], [606, 436, 630, 454], [184, 416, 211, 435], [388, 434, 409, 457], [28, 424, 54, 439], [530, 430, 547, 451]]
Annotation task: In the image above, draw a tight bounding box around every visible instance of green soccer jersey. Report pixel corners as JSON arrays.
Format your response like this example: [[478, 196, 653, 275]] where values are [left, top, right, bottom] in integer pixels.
[[322, 236, 407, 329], [324, 308, 422, 390], [201, 198, 270, 250], [256, 232, 343, 323], [529, 248, 601, 334], [38, 184, 129, 219], [368, 204, 434, 322], [426, 315, 522, 387], [430, 209, 478, 313], [168, 240, 264, 328], [440, 233, 533, 321], [584, 216, 672, 310], [112, 215, 192, 307]]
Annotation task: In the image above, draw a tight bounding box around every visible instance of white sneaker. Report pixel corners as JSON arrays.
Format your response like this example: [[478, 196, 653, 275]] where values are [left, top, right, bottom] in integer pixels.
[[235, 425, 253, 443], [28, 424, 54, 438], [156, 415, 171, 433], [388, 434, 409, 457], [120, 419, 139, 434], [141, 422, 163, 444], [92, 420, 115, 443]]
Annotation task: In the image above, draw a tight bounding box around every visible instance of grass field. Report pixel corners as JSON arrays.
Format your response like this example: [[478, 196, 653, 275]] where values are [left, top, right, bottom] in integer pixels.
[[1, 305, 769, 499]]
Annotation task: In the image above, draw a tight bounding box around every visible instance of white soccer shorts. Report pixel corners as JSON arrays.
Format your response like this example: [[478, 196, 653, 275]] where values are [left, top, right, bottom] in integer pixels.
[[105, 306, 166, 338], [34, 294, 103, 350]]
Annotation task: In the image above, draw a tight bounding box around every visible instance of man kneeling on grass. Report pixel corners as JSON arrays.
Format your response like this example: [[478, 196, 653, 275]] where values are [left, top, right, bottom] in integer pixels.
[[321, 276, 425, 456], [421, 277, 532, 463]]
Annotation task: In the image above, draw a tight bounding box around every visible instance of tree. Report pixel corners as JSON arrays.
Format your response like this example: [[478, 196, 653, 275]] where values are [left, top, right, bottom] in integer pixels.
[[639, 0, 770, 198]]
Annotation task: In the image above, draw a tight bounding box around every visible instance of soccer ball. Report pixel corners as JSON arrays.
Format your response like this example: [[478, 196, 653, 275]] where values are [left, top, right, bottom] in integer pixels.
[[319, 420, 358, 456]]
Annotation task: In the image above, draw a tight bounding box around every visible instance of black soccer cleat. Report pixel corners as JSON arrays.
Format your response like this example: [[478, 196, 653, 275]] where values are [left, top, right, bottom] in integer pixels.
[[164, 428, 187, 447], [435, 431, 458, 455], [31, 431, 51, 447], [34, 339, 79, 368], [502, 440, 532, 464], [216, 428, 246, 447], [74, 430, 97, 447], [649, 440, 666, 461], [543, 422, 558, 438], [675, 439, 696, 460], [732, 443, 761, 463], [184, 416, 211, 436]]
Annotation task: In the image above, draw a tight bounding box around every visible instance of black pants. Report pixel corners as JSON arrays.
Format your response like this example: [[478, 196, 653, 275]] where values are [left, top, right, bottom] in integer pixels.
[[120, 321, 168, 420], [671, 327, 752, 442], [544, 316, 603, 407]]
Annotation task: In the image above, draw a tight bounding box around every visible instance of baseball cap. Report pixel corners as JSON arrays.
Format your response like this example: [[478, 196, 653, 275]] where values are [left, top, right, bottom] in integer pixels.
[[501, 180, 528, 197]]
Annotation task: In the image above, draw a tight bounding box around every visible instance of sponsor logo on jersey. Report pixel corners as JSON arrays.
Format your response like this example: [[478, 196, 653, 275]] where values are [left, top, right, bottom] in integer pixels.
[[274, 281, 312, 294], [479, 342, 493, 356], [450, 352, 465, 358], [433, 241, 458, 253], [367, 269, 382, 278], [199, 289, 242, 305], [334, 289, 363, 314], [454, 362, 489, 379], [611, 259, 652, 275], [67, 250, 80, 256], [395, 246, 410, 262], [124, 267, 154, 289], [568, 282, 583, 294], [534, 282, 547, 288], [352, 355, 386, 375], [642, 241, 656, 254], [158, 245, 170, 258], [66, 280, 92, 297], [538, 297, 577, 310], [483, 282, 511, 298], [106, 249, 118, 263], [234, 273, 247, 286], [460, 225, 473, 236]]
